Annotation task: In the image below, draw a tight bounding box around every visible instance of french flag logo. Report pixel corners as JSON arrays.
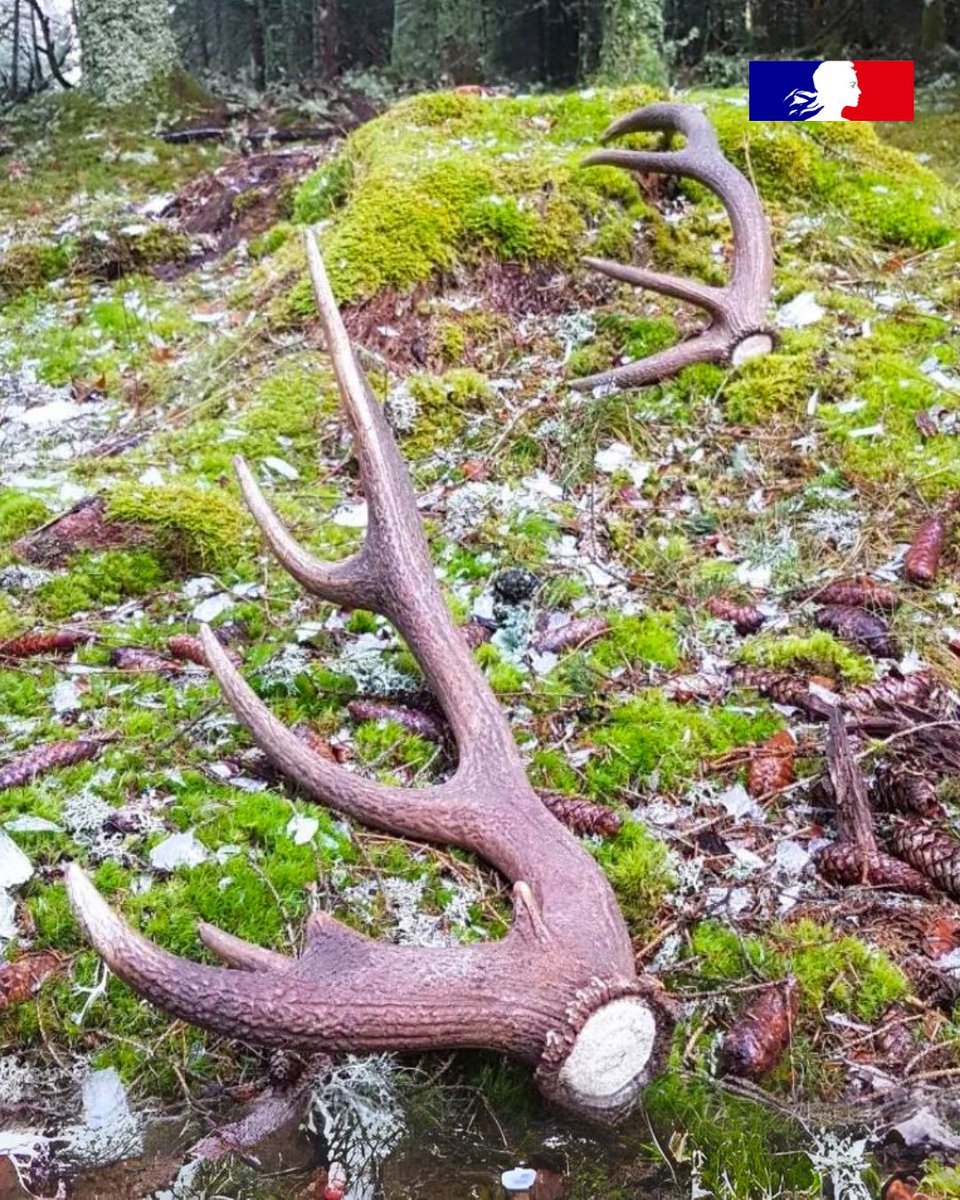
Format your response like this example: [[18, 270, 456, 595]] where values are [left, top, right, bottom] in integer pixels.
[[749, 61, 914, 122]]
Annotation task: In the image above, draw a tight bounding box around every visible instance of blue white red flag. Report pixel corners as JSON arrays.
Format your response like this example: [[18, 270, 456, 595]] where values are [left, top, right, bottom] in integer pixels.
[[749, 60, 914, 122]]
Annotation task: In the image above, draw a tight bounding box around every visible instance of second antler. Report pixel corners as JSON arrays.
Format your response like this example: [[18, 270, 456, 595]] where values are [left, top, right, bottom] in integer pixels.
[[573, 102, 775, 391], [67, 229, 675, 1124]]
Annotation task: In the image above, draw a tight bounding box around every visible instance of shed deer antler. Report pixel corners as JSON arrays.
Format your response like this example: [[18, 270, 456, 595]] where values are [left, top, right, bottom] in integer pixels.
[[67, 229, 674, 1123], [573, 102, 775, 391]]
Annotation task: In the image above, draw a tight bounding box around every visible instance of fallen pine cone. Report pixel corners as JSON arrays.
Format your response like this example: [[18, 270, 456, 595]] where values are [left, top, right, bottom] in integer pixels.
[[0, 737, 107, 793], [728, 667, 833, 719], [111, 647, 184, 674], [889, 821, 960, 900], [347, 700, 447, 743], [538, 791, 622, 838], [167, 634, 241, 668], [872, 765, 945, 820], [292, 724, 344, 763], [720, 977, 798, 1079], [813, 843, 933, 897], [815, 604, 897, 658], [923, 914, 960, 959], [532, 616, 611, 655], [841, 671, 936, 716], [747, 730, 795, 798], [794, 576, 899, 611], [0, 629, 92, 660], [0, 950, 63, 1009], [904, 507, 952, 586], [705, 596, 765, 635], [460, 617, 494, 649]]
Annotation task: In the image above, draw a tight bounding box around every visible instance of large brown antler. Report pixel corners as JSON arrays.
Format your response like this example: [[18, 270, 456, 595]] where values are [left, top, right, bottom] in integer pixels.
[[67, 229, 674, 1123], [573, 102, 775, 391]]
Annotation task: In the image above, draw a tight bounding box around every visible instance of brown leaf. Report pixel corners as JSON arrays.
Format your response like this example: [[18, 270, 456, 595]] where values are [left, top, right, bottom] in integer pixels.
[[461, 459, 489, 482], [795, 576, 899, 611], [904, 512, 948, 585], [747, 731, 795, 798], [924, 914, 960, 960], [815, 604, 897, 658], [0, 951, 63, 1009], [166, 634, 241, 668], [110, 647, 184, 674], [347, 700, 447, 742], [532, 616, 611, 655], [0, 738, 107, 793], [915, 409, 939, 438], [0, 629, 92, 660], [882, 1180, 929, 1200], [813, 843, 933, 896], [720, 977, 799, 1079], [871, 765, 945, 820], [538, 792, 622, 838], [889, 821, 960, 899], [705, 596, 765, 635]]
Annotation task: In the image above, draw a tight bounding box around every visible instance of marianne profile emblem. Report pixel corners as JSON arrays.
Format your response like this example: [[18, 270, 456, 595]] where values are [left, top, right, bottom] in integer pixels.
[[784, 60, 861, 120]]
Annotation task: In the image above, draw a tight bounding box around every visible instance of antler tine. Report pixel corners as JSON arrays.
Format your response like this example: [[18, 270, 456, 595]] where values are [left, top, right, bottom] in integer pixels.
[[573, 102, 775, 391], [68, 229, 677, 1125]]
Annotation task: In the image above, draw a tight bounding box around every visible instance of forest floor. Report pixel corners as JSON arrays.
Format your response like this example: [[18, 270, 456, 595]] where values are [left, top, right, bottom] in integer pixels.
[[0, 76, 959, 1200]]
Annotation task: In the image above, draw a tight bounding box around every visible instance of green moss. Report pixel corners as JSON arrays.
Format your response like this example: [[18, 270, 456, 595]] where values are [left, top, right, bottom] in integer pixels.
[[0, 489, 49, 544], [0, 240, 74, 300], [922, 1163, 960, 1199], [589, 611, 680, 671], [690, 918, 908, 1022], [249, 222, 293, 259], [34, 550, 165, 619], [594, 818, 673, 934], [106, 482, 248, 572], [293, 154, 355, 223], [723, 345, 817, 423], [585, 690, 782, 794], [737, 629, 875, 685]]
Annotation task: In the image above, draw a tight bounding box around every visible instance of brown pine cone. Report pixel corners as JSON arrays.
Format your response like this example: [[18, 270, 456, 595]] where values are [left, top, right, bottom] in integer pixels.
[[841, 671, 936, 716], [815, 605, 897, 658], [872, 765, 945, 820], [747, 731, 795, 798], [347, 700, 447, 743], [814, 842, 933, 896], [166, 634, 241, 667], [111, 647, 184, 674], [0, 738, 106, 793], [532, 616, 611, 654], [0, 951, 63, 1009], [729, 667, 833, 719], [0, 630, 92, 660], [904, 512, 949, 585], [538, 792, 622, 838], [795, 577, 899, 611], [705, 597, 765, 635], [889, 821, 960, 899], [291, 724, 343, 763], [720, 977, 799, 1080]]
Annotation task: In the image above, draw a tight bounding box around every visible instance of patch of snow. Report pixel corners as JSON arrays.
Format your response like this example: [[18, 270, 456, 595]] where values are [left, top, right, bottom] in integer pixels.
[[191, 592, 234, 622], [286, 814, 319, 845], [594, 440, 653, 488], [333, 500, 369, 528], [262, 455, 300, 481], [51, 679, 81, 716], [0, 831, 33, 888], [4, 815, 62, 834], [776, 292, 824, 329]]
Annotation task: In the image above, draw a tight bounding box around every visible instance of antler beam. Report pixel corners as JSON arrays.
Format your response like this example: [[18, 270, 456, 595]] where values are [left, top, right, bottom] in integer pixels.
[[573, 102, 775, 391], [67, 229, 674, 1124]]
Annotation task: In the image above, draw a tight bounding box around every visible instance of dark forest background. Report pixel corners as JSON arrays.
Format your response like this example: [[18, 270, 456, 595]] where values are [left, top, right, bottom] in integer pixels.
[[0, 0, 958, 111]]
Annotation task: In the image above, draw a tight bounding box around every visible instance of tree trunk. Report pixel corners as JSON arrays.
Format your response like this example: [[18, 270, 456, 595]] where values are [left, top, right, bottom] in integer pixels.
[[77, 0, 179, 102], [597, 0, 666, 85], [11, 0, 21, 100], [313, 0, 341, 80], [391, 0, 438, 83]]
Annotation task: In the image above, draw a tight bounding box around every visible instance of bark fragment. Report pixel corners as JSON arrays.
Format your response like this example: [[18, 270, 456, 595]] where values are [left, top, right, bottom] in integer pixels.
[[814, 604, 897, 658], [720, 977, 799, 1079]]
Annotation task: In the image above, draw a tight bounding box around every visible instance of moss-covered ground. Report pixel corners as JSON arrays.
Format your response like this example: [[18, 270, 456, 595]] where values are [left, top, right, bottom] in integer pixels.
[[1, 80, 959, 1198]]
